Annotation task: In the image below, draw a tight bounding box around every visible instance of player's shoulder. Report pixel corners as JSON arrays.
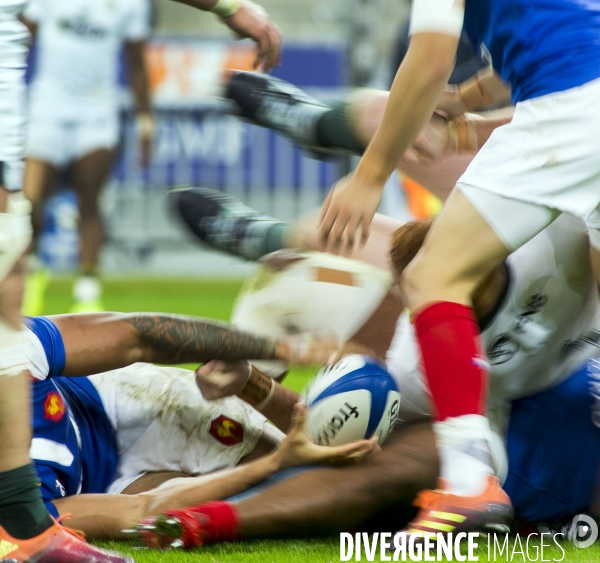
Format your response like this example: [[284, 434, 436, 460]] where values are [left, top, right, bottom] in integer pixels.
[[24, 316, 67, 380]]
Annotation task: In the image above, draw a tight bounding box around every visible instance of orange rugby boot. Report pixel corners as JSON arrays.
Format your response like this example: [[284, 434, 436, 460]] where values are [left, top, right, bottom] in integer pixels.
[[396, 475, 513, 543], [0, 520, 134, 562]]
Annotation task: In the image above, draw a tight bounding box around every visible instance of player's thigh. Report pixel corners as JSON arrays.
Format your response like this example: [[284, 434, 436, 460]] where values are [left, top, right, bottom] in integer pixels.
[[0, 256, 26, 327], [372, 421, 438, 494], [23, 158, 60, 205], [72, 148, 115, 202], [72, 115, 119, 198], [402, 188, 511, 307], [0, 192, 31, 322], [402, 188, 558, 310], [0, 372, 32, 470]]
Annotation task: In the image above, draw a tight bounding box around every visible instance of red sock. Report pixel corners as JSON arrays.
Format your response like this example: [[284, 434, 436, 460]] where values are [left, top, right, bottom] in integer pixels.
[[413, 301, 488, 421], [184, 501, 240, 544]]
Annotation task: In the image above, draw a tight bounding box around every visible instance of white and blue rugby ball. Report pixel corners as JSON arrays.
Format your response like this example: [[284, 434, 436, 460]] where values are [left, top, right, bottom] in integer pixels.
[[303, 354, 401, 447]]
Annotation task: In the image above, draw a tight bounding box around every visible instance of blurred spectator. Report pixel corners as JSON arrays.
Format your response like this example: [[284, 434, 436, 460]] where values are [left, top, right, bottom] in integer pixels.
[[21, 0, 153, 314]]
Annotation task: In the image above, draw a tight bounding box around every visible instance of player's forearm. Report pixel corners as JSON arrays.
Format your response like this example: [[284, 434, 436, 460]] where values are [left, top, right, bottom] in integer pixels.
[[237, 366, 300, 432], [356, 33, 456, 185], [123, 313, 286, 364]]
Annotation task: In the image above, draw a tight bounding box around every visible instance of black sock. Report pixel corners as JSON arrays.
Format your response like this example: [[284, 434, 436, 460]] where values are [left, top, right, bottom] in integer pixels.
[[0, 464, 54, 539], [264, 223, 289, 255], [316, 102, 366, 154], [236, 219, 290, 261]]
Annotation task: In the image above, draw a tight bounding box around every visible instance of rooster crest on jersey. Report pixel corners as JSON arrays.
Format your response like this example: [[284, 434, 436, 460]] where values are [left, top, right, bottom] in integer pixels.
[[303, 354, 400, 447]]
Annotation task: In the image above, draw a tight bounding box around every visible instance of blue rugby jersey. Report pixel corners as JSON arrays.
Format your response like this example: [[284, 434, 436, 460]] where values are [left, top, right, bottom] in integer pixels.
[[26, 316, 118, 518], [505, 357, 600, 523], [463, 0, 600, 103]]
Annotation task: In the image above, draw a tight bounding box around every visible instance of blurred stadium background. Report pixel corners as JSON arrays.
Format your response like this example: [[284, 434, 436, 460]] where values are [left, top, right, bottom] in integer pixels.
[[31, 0, 415, 282]]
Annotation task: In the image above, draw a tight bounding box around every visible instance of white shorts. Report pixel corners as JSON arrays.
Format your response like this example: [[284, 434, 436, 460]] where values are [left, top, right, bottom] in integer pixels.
[[0, 15, 28, 170], [27, 111, 120, 168], [88, 363, 267, 494], [0, 51, 27, 192], [457, 76, 600, 250]]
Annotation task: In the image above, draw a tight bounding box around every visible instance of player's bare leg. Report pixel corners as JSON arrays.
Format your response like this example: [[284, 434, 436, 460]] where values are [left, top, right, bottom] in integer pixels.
[[396, 188, 559, 539], [70, 148, 115, 313], [0, 234, 52, 538], [0, 184, 132, 561], [47, 413, 377, 542], [236, 422, 436, 538], [48, 431, 277, 539], [126, 422, 436, 548], [21, 158, 60, 316]]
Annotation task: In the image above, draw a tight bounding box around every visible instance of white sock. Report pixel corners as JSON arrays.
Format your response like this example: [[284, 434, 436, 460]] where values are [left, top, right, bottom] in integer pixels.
[[73, 276, 101, 302], [434, 414, 495, 497]]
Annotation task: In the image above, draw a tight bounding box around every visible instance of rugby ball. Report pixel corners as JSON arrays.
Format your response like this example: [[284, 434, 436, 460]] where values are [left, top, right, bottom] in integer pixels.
[[303, 354, 400, 447]]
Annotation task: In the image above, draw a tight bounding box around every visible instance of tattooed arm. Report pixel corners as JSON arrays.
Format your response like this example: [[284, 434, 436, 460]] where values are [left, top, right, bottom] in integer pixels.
[[48, 313, 290, 377]]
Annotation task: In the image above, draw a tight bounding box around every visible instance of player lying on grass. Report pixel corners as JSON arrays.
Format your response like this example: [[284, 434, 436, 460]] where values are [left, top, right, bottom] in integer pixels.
[[132, 209, 600, 548], [26, 312, 377, 540]]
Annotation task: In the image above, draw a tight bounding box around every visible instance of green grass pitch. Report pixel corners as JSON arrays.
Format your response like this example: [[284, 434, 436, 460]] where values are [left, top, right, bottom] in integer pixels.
[[43, 277, 600, 562]]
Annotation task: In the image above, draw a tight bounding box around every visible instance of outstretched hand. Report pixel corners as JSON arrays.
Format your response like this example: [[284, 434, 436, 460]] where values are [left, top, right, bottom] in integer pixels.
[[221, 0, 282, 72], [275, 404, 380, 469], [318, 173, 383, 255]]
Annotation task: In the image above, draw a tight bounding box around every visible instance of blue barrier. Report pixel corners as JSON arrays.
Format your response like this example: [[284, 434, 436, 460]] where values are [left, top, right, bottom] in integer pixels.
[[115, 107, 340, 193]]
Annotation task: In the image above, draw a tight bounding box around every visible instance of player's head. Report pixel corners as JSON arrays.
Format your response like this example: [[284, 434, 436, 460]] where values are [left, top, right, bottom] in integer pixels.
[[389, 218, 434, 280]]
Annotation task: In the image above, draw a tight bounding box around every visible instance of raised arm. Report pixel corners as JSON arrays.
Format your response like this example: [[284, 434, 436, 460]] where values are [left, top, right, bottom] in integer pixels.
[[319, 0, 464, 252], [172, 0, 281, 72], [49, 313, 327, 377]]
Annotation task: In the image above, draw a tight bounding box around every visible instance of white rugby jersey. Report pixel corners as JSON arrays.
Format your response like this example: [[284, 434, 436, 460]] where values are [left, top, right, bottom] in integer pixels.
[[25, 0, 150, 119], [387, 213, 600, 423], [0, 0, 28, 165]]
